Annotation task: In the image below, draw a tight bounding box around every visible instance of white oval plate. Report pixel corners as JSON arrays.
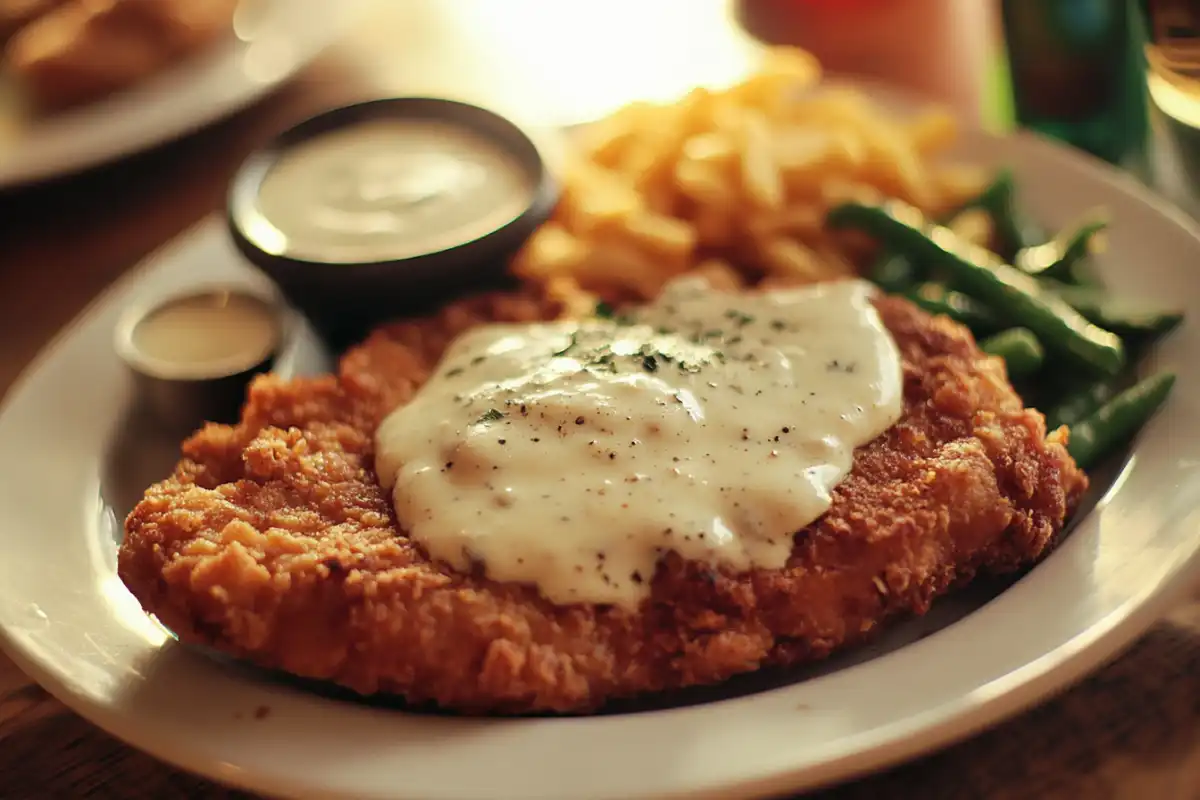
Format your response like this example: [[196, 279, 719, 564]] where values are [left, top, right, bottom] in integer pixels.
[[0, 0, 376, 188], [1, 123, 1200, 800]]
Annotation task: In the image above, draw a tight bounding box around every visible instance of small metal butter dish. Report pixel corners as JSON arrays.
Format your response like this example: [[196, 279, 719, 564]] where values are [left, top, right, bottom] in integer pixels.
[[115, 286, 285, 427]]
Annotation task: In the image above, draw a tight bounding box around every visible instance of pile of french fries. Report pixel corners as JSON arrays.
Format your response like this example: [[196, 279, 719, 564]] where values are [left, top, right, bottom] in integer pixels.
[[513, 47, 991, 315]]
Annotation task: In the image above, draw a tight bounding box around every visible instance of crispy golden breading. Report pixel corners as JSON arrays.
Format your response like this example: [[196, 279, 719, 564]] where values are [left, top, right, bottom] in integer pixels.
[[118, 292, 1088, 714]]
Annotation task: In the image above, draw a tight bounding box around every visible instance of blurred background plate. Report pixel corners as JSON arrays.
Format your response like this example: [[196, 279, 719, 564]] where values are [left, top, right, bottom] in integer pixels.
[[0, 0, 377, 189]]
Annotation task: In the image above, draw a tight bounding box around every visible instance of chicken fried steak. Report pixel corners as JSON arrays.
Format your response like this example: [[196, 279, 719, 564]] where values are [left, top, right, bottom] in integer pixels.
[[118, 288, 1088, 714]]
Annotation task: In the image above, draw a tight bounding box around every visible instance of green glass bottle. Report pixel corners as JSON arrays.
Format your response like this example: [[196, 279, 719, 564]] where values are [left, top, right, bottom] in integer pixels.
[[1001, 0, 1150, 170]]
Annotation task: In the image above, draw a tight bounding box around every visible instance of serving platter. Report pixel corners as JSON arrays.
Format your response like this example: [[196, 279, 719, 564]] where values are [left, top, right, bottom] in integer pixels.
[[0, 0, 377, 188], [0, 106, 1198, 800]]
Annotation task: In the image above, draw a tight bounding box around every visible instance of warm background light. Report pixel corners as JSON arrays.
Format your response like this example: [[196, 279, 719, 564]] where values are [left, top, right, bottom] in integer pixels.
[[346, 0, 763, 126]]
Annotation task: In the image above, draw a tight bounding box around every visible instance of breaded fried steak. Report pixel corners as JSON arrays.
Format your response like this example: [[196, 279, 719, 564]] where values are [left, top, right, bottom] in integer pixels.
[[118, 290, 1088, 714]]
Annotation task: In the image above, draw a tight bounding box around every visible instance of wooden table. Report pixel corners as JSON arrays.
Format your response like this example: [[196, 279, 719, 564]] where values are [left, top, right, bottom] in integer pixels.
[[0, 3, 1197, 798]]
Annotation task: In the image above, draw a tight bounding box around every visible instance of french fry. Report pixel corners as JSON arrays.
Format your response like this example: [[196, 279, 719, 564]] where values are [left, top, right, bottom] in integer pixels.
[[738, 110, 785, 211], [811, 243, 858, 276], [692, 205, 738, 249], [734, 47, 820, 114], [948, 208, 994, 248], [746, 205, 824, 242], [513, 223, 587, 279], [760, 237, 824, 281], [692, 258, 745, 291], [577, 101, 655, 167], [511, 46, 978, 306], [674, 158, 734, 207], [546, 275, 599, 319], [558, 161, 642, 234], [819, 178, 885, 209], [573, 241, 670, 300], [681, 131, 738, 168], [772, 128, 834, 172], [789, 87, 876, 128], [619, 211, 697, 272], [906, 108, 958, 154], [930, 164, 991, 215]]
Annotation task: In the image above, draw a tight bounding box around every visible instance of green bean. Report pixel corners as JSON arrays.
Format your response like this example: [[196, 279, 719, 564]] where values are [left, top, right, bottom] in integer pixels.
[[1047, 283, 1184, 341], [826, 199, 1125, 376], [870, 252, 917, 292], [1067, 372, 1176, 470], [870, 177, 1021, 295], [971, 168, 1045, 258], [943, 169, 1009, 220], [1015, 217, 1108, 285], [979, 328, 1045, 378], [869, 196, 995, 293], [904, 282, 1002, 335], [1043, 379, 1118, 429]]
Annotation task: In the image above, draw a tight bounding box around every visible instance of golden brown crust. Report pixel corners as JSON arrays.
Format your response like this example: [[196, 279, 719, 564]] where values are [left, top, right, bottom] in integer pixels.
[[118, 291, 1088, 713]]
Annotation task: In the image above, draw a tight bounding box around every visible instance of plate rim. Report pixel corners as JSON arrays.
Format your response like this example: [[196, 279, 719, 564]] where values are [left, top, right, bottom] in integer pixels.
[[1, 127, 1199, 800]]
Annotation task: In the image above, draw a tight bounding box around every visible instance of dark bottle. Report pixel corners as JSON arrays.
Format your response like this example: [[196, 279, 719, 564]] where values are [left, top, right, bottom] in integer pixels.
[[1001, 0, 1149, 169]]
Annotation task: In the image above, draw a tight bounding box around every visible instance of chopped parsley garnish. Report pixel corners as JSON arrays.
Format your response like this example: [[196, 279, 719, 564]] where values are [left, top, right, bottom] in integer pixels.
[[590, 351, 617, 372], [552, 332, 579, 357], [477, 408, 505, 424], [594, 301, 615, 319], [725, 309, 755, 327]]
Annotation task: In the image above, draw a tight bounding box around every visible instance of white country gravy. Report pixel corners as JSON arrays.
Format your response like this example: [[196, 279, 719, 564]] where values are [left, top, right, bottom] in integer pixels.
[[375, 277, 904, 609], [255, 118, 535, 264]]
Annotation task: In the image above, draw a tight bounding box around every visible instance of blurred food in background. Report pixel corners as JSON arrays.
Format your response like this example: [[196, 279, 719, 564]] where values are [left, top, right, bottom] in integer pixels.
[[3, 0, 238, 112], [513, 47, 989, 313], [0, 0, 67, 43]]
